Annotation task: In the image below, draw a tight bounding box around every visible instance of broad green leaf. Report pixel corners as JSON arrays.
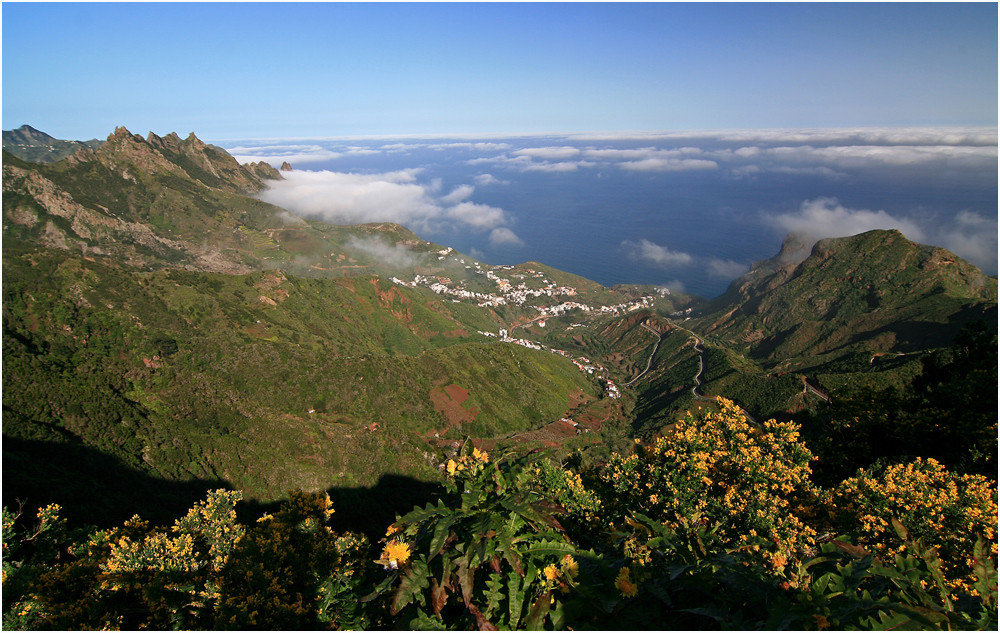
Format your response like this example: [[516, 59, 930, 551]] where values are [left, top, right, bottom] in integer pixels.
[[525, 591, 552, 631], [428, 514, 457, 559]]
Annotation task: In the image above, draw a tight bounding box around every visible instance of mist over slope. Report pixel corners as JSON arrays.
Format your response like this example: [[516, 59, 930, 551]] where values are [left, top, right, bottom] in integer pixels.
[[221, 127, 998, 298], [3, 125, 996, 529]]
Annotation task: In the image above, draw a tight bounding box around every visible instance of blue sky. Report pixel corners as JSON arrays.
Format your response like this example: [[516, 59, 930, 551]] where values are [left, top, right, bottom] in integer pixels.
[[2, 2, 997, 140]]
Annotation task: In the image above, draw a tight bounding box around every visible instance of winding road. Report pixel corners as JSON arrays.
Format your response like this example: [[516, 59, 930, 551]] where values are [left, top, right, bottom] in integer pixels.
[[624, 322, 665, 387], [663, 320, 761, 426]]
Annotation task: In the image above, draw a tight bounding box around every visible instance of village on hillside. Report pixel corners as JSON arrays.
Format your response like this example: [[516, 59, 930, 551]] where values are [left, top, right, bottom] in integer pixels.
[[391, 250, 660, 401]]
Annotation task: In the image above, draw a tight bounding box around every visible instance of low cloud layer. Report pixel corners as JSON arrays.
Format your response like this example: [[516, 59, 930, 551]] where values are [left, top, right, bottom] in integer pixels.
[[622, 239, 748, 281], [623, 239, 693, 267], [935, 210, 998, 271], [221, 127, 997, 285], [767, 197, 927, 243], [346, 235, 426, 269], [258, 169, 521, 243], [765, 197, 997, 271]]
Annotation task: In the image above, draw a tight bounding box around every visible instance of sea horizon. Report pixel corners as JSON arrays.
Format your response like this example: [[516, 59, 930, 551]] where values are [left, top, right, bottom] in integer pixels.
[[215, 126, 998, 299]]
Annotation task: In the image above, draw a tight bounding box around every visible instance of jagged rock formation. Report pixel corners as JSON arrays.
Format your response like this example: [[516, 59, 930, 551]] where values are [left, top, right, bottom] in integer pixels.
[[281, 161, 293, 172], [2, 126, 287, 273]]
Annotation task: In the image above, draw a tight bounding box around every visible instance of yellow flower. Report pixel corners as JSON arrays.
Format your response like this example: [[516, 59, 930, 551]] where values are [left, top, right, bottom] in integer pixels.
[[813, 614, 830, 630], [562, 554, 579, 578], [615, 566, 638, 598], [472, 447, 490, 463], [382, 540, 412, 569], [543, 564, 559, 581], [446, 459, 457, 476]]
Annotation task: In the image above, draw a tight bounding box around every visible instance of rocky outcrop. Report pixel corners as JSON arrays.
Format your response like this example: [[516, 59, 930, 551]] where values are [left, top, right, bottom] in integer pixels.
[[280, 161, 293, 172], [3, 160, 252, 274], [245, 160, 283, 181]]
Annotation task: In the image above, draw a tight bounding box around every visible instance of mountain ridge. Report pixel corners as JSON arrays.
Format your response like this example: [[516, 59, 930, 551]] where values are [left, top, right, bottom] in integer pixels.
[[3, 124, 996, 525], [691, 229, 995, 372], [2, 124, 103, 163]]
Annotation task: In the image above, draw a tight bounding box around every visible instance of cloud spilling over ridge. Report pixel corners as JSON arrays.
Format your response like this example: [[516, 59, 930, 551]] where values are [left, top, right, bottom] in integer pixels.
[[764, 198, 998, 271], [937, 210, 998, 271], [767, 197, 927, 244], [346, 235, 426, 268], [258, 169, 520, 243]]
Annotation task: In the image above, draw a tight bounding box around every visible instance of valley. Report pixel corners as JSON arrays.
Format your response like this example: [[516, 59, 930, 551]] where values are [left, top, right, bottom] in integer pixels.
[[3, 124, 997, 631]]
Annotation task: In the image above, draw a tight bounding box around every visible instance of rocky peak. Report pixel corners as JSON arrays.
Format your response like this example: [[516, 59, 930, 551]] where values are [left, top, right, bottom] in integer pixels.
[[146, 131, 182, 154], [183, 132, 207, 150], [280, 161, 293, 172], [109, 126, 143, 143], [245, 161, 284, 181]]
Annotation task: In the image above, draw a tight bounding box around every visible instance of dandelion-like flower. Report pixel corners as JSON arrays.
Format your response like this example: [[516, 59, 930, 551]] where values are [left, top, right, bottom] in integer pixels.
[[562, 554, 579, 578], [446, 459, 457, 476], [382, 540, 411, 570], [614, 566, 638, 597], [543, 564, 559, 581]]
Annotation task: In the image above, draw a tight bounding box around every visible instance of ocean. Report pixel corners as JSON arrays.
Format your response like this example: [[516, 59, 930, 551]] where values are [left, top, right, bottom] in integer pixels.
[[218, 129, 998, 299]]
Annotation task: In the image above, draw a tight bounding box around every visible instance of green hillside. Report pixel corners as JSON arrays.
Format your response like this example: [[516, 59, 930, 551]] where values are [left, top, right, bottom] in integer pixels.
[[2, 248, 598, 523], [2, 126, 997, 631], [2, 124, 103, 163]]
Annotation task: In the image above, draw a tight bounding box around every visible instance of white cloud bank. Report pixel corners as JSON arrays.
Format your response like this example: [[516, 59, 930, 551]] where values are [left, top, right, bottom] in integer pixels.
[[767, 197, 927, 243], [228, 144, 342, 165], [765, 197, 998, 271], [622, 238, 749, 282], [257, 169, 521, 243], [935, 210, 998, 271], [623, 239, 693, 267]]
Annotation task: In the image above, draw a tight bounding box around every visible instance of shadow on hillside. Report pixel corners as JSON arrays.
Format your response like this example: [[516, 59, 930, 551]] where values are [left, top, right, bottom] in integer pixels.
[[848, 317, 972, 352], [239, 475, 445, 539], [2, 436, 232, 529], [3, 436, 445, 538]]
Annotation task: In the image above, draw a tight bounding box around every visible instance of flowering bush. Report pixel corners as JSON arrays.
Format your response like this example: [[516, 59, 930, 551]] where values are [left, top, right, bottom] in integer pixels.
[[2, 403, 996, 629], [214, 490, 371, 629], [374, 442, 582, 629], [1, 490, 372, 630], [599, 399, 818, 560], [827, 458, 998, 597]]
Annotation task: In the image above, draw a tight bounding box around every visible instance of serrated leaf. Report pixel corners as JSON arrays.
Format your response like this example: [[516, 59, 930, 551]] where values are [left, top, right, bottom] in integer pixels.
[[484, 572, 505, 619], [467, 601, 499, 631], [457, 552, 476, 606], [519, 539, 578, 558], [408, 608, 447, 631], [428, 514, 457, 559], [507, 568, 525, 625], [391, 559, 431, 616]]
